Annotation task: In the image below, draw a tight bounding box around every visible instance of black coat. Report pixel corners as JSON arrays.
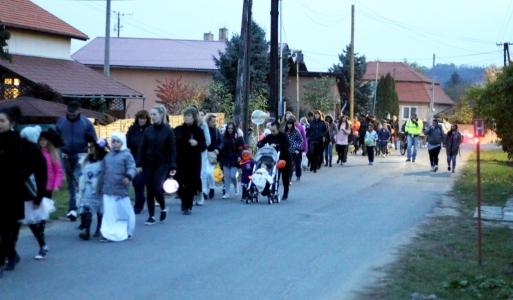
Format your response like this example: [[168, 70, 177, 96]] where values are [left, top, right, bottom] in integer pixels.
[[174, 123, 207, 187], [306, 120, 328, 144], [0, 130, 47, 223], [258, 131, 292, 163], [219, 134, 245, 168], [126, 122, 150, 158], [137, 123, 177, 170]]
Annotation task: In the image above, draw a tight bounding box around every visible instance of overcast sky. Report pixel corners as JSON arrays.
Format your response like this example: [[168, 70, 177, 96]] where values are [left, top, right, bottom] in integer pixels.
[[32, 0, 509, 72]]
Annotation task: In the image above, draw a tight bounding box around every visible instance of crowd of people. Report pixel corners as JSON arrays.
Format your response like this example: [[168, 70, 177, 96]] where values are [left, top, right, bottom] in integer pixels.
[[0, 102, 464, 279]]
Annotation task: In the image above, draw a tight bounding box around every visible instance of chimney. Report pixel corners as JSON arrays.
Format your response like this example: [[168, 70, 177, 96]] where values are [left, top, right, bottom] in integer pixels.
[[203, 32, 214, 41], [219, 27, 229, 41]]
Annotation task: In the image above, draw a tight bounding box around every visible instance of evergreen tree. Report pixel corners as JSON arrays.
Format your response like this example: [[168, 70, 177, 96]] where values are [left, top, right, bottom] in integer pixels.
[[0, 26, 11, 62], [443, 71, 469, 102], [329, 45, 372, 114], [375, 73, 399, 119], [302, 76, 338, 113]]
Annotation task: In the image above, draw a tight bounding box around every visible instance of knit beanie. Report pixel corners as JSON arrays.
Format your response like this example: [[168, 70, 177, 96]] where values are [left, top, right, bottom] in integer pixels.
[[20, 125, 42, 144]]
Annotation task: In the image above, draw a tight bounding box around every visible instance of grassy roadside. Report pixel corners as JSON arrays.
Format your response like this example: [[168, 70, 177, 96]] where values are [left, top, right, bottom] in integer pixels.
[[360, 149, 513, 299]]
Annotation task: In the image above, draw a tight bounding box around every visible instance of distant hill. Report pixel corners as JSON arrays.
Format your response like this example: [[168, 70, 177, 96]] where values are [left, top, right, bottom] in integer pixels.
[[420, 64, 485, 87]]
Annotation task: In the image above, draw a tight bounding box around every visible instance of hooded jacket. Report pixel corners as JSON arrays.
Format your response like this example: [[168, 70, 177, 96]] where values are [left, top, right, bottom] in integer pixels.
[[101, 132, 137, 197]]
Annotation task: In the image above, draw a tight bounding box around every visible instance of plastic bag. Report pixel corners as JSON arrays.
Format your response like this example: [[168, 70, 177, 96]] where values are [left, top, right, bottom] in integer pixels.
[[21, 197, 56, 224]]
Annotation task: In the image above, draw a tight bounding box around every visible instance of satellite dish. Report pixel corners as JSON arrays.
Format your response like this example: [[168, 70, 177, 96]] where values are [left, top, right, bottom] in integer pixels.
[[251, 110, 266, 125]]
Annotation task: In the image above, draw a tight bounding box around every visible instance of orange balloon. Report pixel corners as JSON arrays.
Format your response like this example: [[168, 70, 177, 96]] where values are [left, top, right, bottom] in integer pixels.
[[277, 160, 286, 169]]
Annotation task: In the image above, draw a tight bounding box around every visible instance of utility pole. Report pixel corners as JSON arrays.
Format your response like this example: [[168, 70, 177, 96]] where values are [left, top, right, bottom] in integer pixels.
[[430, 54, 435, 121], [496, 42, 512, 67], [293, 50, 302, 118], [279, 0, 283, 119], [234, 0, 252, 131], [269, 0, 279, 119], [349, 5, 355, 121], [242, 2, 252, 140], [104, 0, 111, 77], [113, 11, 130, 38]]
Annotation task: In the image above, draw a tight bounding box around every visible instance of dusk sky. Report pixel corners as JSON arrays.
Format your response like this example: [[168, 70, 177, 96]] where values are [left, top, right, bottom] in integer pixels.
[[32, 0, 509, 72]]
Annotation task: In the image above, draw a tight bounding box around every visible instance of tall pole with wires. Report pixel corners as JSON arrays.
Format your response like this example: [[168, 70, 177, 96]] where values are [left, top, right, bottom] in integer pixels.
[[430, 54, 435, 121], [270, 0, 279, 119], [349, 5, 355, 121]]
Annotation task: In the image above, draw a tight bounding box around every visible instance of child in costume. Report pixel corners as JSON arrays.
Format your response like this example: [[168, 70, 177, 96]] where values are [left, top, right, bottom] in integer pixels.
[[77, 138, 109, 240], [239, 148, 255, 201], [99, 132, 137, 242]]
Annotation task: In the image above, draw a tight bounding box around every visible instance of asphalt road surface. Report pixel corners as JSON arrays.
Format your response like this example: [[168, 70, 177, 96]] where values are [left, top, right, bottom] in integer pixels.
[[1, 144, 478, 300]]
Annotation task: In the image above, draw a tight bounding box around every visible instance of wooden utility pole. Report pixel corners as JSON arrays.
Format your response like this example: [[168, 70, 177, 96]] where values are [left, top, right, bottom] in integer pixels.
[[242, 2, 252, 140], [269, 0, 279, 119], [349, 5, 354, 121], [496, 42, 512, 67], [234, 0, 251, 127]]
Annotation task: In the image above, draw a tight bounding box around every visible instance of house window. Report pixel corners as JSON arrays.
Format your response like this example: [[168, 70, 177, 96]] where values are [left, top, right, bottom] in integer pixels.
[[402, 106, 417, 120], [2, 77, 21, 99]]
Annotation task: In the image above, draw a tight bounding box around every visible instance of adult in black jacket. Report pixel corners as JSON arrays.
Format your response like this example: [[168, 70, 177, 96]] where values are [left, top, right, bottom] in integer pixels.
[[0, 106, 47, 278], [174, 108, 207, 215], [306, 110, 328, 173], [126, 110, 151, 214], [258, 122, 292, 200], [358, 115, 370, 156], [205, 113, 221, 199], [136, 105, 177, 225]]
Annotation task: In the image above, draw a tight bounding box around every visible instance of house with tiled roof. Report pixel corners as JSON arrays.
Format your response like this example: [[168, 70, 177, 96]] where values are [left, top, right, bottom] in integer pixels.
[[73, 35, 341, 117], [0, 0, 143, 118], [363, 61, 454, 122]]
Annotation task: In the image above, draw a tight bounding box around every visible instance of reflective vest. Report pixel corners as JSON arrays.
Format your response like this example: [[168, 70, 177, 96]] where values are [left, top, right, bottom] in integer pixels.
[[405, 118, 423, 136]]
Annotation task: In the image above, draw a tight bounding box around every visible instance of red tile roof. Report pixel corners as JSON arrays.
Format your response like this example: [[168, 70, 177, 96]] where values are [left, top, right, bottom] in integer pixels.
[[72, 37, 226, 71], [0, 0, 88, 41], [364, 61, 454, 105], [0, 54, 143, 98]]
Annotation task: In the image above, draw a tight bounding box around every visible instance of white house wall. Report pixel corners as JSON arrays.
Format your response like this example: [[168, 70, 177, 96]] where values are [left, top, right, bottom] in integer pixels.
[[7, 29, 71, 60]]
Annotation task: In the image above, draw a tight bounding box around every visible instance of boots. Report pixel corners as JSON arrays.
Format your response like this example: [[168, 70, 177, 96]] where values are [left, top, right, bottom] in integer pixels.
[[93, 213, 103, 237], [79, 212, 92, 240]]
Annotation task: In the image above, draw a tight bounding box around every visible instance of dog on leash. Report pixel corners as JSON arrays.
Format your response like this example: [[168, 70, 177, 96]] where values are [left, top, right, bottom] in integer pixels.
[[301, 152, 309, 171]]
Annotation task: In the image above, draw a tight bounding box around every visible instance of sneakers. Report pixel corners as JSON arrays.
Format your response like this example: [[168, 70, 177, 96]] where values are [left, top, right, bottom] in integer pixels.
[[133, 207, 142, 214], [222, 187, 226, 196], [222, 194, 230, 199], [145, 216, 156, 225], [431, 166, 435, 171], [209, 189, 215, 199], [452, 170, 455, 173], [382, 154, 385, 158], [196, 194, 204, 206], [405, 158, 411, 162], [66, 210, 77, 222], [282, 193, 288, 200], [183, 208, 191, 215], [160, 210, 167, 222], [35, 246, 48, 260], [79, 232, 90, 240], [448, 166, 451, 171], [412, 159, 416, 163], [434, 165, 438, 172], [296, 177, 300, 182]]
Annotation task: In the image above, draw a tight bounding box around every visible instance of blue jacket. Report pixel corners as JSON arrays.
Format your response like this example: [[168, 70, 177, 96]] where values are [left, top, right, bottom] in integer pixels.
[[56, 114, 97, 159], [377, 128, 391, 146]]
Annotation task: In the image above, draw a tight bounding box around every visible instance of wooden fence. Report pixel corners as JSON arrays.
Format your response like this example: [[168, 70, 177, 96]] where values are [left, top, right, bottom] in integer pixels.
[[91, 113, 225, 141]]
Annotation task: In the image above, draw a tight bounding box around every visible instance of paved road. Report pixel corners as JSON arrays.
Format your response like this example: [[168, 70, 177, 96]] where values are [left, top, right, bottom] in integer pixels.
[[1, 145, 477, 300]]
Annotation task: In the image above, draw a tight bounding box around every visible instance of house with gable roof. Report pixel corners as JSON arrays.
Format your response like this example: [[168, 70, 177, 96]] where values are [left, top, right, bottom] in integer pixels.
[[0, 0, 143, 118], [73, 34, 341, 118], [363, 61, 454, 123]]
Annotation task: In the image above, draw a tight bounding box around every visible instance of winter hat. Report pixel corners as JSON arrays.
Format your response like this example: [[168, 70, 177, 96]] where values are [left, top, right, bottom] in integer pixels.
[[40, 128, 64, 148], [20, 125, 42, 143], [111, 132, 127, 151], [241, 149, 251, 161]]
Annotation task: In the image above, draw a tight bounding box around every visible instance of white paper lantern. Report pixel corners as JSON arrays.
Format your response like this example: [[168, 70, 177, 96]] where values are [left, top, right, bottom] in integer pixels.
[[163, 178, 179, 194]]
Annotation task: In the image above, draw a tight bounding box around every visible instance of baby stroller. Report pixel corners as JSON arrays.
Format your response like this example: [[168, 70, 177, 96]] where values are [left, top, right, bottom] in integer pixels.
[[246, 145, 281, 205]]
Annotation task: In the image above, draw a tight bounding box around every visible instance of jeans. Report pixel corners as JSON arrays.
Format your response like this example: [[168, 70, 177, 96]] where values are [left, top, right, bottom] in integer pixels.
[[289, 151, 302, 180], [324, 143, 333, 164], [447, 154, 457, 170], [143, 164, 169, 217], [379, 144, 388, 155], [223, 166, 238, 195], [428, 146, 441, 167], [132, 172, 146, 210], [407, 135, 419, 160], [63, 156, 82, 212]]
